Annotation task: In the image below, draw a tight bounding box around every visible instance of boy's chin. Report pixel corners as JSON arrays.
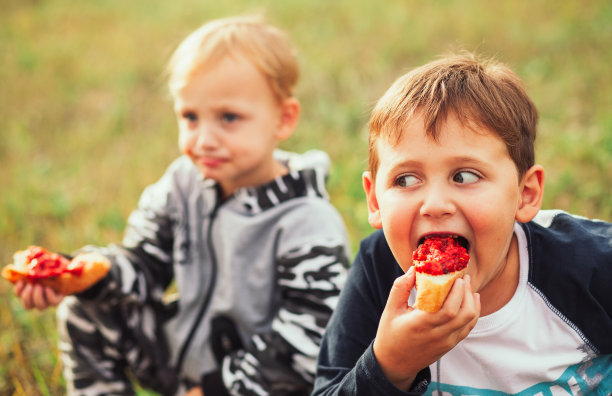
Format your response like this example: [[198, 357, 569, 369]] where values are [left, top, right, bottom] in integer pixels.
[[194, 167, 219, 180], [400, 262, 414, 274]]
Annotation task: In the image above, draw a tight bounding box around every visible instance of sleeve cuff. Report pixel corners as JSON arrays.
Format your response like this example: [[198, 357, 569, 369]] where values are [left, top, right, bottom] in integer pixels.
[[74, 268, 111, 299], [364, 342, 430, 395]]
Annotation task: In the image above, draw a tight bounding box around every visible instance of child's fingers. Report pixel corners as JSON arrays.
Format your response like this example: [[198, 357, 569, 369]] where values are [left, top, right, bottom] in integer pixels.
[[432, 275, 478, 326], [44, 287, 64, 307], [18, 282, 35, 309], [453, 293, 480, 342], [14, 280, 63, 310], [14, 280, 26, 296], [458, 275, 480, 324], [184, 387, 204, 396], [442, 275, 480, 335], [461, 275, 481, 330], [453, 275, 473, 312], [436, 276, 466, 317], [31, 284, 49, 310], [468, 292, 481, 328]]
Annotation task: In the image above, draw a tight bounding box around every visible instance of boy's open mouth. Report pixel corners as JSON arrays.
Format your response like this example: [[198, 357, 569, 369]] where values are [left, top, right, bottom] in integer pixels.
[[417, 234, 470, 252]]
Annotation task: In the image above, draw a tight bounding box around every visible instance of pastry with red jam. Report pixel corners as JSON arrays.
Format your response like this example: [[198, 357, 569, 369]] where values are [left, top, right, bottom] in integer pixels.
[[2, 245, 110, 295], [412, 235, 470, 312]]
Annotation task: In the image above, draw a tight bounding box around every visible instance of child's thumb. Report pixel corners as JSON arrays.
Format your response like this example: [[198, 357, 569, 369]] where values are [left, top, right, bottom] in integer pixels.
[[386, 266, 415, 311]]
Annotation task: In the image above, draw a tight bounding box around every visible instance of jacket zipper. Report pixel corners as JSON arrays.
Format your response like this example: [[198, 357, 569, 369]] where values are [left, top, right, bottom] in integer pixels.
[[175, 199, 221, 376]]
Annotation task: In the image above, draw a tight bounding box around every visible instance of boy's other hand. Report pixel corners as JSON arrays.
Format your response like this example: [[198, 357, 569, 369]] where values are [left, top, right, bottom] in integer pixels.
[[184, 386, 204, 396], [373, 267, 480, 391], [14, 280, 64, 310]]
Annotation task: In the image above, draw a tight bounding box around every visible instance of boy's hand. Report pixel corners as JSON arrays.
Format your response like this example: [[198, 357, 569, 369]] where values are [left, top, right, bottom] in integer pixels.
[[14, 280, 64, 310], [184, 386, 204, 396], [373, 266, 480, 391]]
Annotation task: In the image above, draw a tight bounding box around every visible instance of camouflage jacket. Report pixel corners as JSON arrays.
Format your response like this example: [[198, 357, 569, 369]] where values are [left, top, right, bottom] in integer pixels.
[[81, 150, 350, 395]]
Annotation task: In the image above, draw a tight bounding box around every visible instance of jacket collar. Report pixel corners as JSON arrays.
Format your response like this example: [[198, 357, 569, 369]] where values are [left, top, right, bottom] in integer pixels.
[[201, 150, 330, 214]]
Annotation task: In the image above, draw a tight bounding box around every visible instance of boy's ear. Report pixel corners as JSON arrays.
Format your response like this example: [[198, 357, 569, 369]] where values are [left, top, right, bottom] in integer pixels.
[[275, 98, 300, 141], [363, 171, 383, 229], [515, 165, 545, 223]]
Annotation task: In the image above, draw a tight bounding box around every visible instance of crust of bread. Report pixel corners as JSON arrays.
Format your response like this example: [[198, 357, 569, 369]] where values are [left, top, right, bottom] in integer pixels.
[[413, 267, 467, 312], [2, 251, 110, 295]]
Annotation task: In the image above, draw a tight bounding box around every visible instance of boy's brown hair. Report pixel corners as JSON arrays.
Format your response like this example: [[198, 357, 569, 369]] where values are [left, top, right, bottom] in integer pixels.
[[368, 53, 538, 181], [167, 15, 299, 101]]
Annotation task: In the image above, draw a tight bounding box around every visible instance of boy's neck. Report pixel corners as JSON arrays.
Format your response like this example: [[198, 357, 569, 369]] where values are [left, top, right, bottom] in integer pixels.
[[219, 160, 289, 200], [479, 234, 520, 316], [274, 160, 289, 178]]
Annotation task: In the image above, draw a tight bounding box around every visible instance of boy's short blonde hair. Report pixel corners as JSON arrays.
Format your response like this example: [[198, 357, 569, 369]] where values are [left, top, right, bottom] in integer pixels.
[[368, 53, 538, 181], [167, 15, 299, 101]]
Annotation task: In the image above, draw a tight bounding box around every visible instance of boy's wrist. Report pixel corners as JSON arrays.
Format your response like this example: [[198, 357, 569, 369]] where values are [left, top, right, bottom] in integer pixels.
[[372, 340, 425, 393], [380, 365, 416, 391]]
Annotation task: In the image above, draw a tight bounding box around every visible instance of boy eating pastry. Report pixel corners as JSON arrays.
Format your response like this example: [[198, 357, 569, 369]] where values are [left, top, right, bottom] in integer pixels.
[[313, 53, 612, 395]]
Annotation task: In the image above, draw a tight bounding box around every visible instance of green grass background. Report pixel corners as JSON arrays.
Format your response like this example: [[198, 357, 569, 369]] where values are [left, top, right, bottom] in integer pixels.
[[1, 0, 611, 394]]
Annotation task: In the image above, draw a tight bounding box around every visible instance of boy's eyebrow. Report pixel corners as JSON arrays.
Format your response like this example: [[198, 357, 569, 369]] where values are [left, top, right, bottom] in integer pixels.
[[449, 156, 494, 166], [381, 159, 423, 179], [385, 156, 494, 173]]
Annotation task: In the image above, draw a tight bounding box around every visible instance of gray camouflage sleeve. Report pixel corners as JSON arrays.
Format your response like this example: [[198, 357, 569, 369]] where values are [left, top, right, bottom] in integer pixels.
[[76, 168, 178, 303], [221, 238, 349, 396]]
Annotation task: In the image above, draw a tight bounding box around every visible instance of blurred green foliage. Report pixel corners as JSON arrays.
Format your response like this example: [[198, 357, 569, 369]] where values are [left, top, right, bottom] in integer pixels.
[[1, 0, 611, 394]]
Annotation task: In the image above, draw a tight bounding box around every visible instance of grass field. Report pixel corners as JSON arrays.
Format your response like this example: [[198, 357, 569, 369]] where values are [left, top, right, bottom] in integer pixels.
[[1, 0, 611, 394]]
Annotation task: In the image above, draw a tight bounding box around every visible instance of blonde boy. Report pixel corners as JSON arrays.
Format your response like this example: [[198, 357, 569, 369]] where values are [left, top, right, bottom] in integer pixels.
[[16, 16, 350, 396], [313, 53, 612, 394]]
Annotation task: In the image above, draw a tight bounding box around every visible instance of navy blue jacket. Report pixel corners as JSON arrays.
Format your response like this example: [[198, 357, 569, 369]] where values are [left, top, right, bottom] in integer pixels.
[[313, 211, 612, 395]]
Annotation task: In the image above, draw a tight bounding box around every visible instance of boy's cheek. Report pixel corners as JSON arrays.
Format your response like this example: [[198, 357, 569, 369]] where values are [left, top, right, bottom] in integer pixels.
[[383, 217, 417, 270], [389, 246, 414, 274], [177, 133, 191, 155]]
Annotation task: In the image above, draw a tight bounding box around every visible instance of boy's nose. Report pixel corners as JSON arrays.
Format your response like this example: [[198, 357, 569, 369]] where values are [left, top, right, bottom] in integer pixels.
[[419, 185, 456, 218], [195, 124, 220, 148]]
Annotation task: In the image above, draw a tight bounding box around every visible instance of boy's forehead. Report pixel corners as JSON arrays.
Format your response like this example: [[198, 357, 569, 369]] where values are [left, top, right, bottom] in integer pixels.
[[386, 111, 501, 145], [173, 55, 266, 94], [375, 113, 510, 165]]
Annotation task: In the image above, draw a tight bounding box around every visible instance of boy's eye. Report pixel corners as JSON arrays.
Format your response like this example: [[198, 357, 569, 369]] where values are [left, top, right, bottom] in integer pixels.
[[182, 111, 198, 123], [453, 171, 480, 184], [395, 174, 420, 188], [221, 112, 240, 123]]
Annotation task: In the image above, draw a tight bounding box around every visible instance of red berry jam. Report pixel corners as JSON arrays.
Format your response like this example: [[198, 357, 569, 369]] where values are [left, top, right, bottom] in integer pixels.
[[412, 236, 469, 275], [23, 246, 83, 280]]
